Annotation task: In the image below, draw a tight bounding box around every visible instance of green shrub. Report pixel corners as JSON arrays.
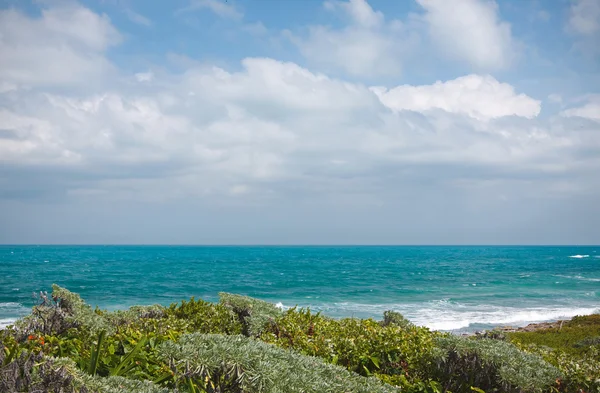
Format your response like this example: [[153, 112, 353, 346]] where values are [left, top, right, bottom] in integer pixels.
[[219, 292, 281, 337], [432, 336, 561, 393], [505, 313, 600, 392], [260, 307, 438, 387], [14, 286, 108, 338], [376, 374, 446, 393], [569, 314, 600, 327], [474, 329, 507, 341], [159, 333, 401, 393], [544, 347, 600, 393], [512, 342, 600, 393], [0, 346, 69, 392], [51, 284, 110, 334], [381, 310, 414, 329], [106, 305, 167, 327], [49, 357, 169, 392], [167, 296, 242, 335], [574, 336, 600, 348], [5, 286, 596, 393], [507, 314, 600, 356], [0, 346, 168, 393]]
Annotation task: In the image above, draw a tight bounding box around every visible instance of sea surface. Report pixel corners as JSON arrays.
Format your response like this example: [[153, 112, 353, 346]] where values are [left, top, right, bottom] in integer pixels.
[[1, 246, 599, 332]]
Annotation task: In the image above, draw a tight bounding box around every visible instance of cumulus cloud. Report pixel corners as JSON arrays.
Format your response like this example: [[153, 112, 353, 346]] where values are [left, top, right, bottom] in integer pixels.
[[416, 0, 516, 70], [0, 5, 119, 88], [289, 0, 518, 76], [287, 0, 418, 77], [135, 72, 154, 82], [124, 9, 152, 27], [548, 94, 563, 104], [1, 2, 599, 244], [2, 56, 597, 202], [561, 95, 600, 120], [372, 74, 541, 121], [568, 0, 600, 35], [179, 0, 243, 20], [566, 0, 600, 57]]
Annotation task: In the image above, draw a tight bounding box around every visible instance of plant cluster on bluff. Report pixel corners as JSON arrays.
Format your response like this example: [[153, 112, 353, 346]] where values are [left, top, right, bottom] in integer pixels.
[[0, 285, 598, 393], [506, 315, 600, 393]]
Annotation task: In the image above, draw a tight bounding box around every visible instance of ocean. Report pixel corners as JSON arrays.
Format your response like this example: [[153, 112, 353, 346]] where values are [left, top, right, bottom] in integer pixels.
[[1, 245, 598, 332]]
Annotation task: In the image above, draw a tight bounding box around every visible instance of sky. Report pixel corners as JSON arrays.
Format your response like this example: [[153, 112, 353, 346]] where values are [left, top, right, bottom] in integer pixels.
[[0, 0, 599, 245]]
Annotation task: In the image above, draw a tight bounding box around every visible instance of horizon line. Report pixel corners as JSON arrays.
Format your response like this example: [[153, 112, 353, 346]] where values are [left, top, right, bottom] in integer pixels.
[[1, 244, 599, 247]]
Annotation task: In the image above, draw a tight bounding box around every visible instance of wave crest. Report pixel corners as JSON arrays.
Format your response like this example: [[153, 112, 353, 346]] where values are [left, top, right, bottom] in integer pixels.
[[306, 301, 599, 331]]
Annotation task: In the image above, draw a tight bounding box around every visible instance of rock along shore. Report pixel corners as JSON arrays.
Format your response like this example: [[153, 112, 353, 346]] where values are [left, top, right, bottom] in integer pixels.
[[459, 319, 571, 337]]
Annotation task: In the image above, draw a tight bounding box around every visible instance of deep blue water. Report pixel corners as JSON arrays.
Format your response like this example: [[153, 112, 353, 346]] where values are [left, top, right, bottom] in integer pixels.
[[1, 246, 599, 331]]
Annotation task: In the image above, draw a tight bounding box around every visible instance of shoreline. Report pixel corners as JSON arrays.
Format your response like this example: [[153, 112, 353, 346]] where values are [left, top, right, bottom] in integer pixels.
[[456, 318, 572, 336], [1, 306, 596, 334]]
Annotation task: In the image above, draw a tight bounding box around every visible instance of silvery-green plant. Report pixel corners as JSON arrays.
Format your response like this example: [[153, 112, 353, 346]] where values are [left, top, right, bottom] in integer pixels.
[[219, 292, 281, 337], [15, 285, 107, 338], [160, 333, 401, 393], [433, 335, 562, 393]]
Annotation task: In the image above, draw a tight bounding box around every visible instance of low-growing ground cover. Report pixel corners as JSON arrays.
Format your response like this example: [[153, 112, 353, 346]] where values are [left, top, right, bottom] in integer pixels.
[[0, 285, 598, 393]]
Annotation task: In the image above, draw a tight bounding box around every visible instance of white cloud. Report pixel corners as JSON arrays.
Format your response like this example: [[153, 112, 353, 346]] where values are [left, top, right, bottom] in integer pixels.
[[0, 5, 119, 88], [288, 0, 418, 77], [2, 57, 595, 201], [0, 2, 598, 208], [324, 0, 384, 28], [242, 22, 268, 36], [416, 0, 516, 70], [548, 94, 563, 104], [568, 0, 600, 35], [124, 9, 152, 27], [566, 0, 600, 57], [372, 74, 541, 121], [135, 71, 154, 82], [561, 95, 600, 120], [537, 10, 550, 22], [180, 0, 243, 20]]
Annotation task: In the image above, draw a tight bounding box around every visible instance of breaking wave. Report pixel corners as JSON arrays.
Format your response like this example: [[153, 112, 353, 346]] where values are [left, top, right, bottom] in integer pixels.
[[295, 300, 599, 332]]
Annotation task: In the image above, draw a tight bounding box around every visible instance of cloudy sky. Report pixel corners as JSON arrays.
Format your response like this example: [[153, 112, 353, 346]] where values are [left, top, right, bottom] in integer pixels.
[[0, 0, 599, 245]]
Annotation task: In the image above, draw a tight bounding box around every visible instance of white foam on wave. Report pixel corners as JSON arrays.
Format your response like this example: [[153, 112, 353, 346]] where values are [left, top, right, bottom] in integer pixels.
[[569, 255, 590, 258], [0, 318, 16, 329], [555, 274, 600, 282], [0, 302, 23, 308], [415, 306, 598, 331], [275, 302, 288, 310], [0, 302, 31, 328], [305, 300, 599, 331]]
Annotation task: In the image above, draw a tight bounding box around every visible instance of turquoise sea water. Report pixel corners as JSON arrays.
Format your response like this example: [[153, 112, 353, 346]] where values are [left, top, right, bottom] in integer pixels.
[[1, 246, 599, 332]]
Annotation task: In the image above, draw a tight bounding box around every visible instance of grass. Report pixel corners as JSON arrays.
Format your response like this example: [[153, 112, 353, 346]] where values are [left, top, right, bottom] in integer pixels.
[[507, 314, 600, 356]]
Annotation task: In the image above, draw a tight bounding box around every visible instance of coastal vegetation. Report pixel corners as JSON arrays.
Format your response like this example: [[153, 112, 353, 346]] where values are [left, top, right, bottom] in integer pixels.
[[1, 286, 598, 392]]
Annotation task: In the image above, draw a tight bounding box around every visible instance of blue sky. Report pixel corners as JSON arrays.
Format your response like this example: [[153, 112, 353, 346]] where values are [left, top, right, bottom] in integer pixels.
[[0, 0, 599, 244]]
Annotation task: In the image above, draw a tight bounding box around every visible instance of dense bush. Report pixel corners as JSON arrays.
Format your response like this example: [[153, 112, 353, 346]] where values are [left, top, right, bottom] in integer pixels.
[[159, 333, 400, 393], [260, 307, 440, 389], [432, 335, 562, 393], [106, 305, 167, 327], [508, 314, 600, 356], [1, 285, 598, 393], [13, 286, 108, 339], [0, 345, 168, 393], [218, 292, 282, 337], [167, 296, 242, 335], [511, 342, 600, 393], [0, 346, 73, 392], [506, 314, 600, 393], [381, 310, 414, 329]]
